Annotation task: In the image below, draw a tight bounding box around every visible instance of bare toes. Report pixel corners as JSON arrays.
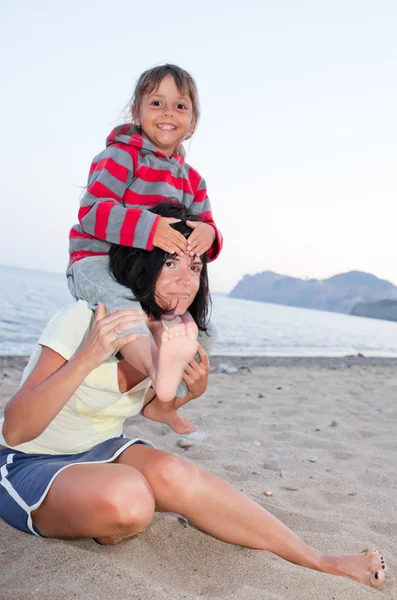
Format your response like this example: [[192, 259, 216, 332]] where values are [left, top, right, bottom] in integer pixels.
[[369, 569, 385, 588]]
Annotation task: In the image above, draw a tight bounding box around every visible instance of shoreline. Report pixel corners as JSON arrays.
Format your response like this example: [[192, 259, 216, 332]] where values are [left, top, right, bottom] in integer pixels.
[[2, 354, 397, 371]]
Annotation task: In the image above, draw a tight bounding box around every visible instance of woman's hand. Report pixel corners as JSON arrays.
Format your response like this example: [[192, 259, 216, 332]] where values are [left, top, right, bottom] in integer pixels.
[[182, 344, 210, 398], [77, 303, 147, 370]]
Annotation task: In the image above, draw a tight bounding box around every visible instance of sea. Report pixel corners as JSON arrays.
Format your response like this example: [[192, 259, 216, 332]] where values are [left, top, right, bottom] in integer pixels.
[[1, 264, 397, 357]]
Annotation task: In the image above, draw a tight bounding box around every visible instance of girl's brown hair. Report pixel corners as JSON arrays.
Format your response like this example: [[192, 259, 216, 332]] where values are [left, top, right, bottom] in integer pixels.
[[130, 64, 200, 139]]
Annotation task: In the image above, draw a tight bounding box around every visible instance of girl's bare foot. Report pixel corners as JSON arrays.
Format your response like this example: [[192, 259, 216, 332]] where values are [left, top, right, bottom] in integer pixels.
[[320, 549, 387, 588], [141, 398, 196, 434], [151, 315, 198, 403]]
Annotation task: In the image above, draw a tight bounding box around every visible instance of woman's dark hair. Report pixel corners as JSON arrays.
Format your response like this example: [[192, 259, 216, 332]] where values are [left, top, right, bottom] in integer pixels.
[[108, 202, 211, 332]]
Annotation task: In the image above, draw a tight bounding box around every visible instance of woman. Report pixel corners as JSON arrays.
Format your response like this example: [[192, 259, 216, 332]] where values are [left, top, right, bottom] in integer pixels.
[[0, 204, 387, 589]]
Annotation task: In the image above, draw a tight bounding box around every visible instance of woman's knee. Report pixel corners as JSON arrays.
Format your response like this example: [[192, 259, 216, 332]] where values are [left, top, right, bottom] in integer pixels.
[[146, 452, 199, 495], [98, 471, 155, 532]]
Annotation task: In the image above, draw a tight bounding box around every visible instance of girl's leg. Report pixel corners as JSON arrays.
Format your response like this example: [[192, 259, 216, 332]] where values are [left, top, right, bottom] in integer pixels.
[[31, 463, 155, 544], [149, 315, 198, 403], [134, 316, 199, 434], [117, 445, 387, 589], [120, 334, 158, 380]]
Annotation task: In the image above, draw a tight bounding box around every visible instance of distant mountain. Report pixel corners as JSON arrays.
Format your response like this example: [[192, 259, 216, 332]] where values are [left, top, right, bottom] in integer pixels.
[[229, 270, 397, 314], [351, 299, 397, 322]]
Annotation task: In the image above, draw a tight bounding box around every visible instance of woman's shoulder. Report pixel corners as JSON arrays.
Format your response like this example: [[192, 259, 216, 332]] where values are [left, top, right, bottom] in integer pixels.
[[38, 300, 93, 360], [46, 299, 93, 328]]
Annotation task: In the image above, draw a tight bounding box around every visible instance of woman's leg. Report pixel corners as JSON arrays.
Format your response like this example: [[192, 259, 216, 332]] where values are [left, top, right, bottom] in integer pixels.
[[32, 463, 155, 544], [117, 445, 387, 588]]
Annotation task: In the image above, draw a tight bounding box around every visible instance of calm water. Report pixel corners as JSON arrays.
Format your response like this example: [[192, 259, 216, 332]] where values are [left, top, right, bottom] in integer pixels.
[[1, 264, 397, 357]]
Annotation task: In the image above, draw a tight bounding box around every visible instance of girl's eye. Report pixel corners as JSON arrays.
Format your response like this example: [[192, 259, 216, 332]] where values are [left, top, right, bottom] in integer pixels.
[[164, 260, 175, 268], [151, 101, 162, 107], [190, 265, 202, 273], [177, 103, 187, 110]]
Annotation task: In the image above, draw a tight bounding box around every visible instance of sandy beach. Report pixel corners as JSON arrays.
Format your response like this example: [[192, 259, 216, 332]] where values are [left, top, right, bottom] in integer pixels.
[[0, 355, 396, 600]]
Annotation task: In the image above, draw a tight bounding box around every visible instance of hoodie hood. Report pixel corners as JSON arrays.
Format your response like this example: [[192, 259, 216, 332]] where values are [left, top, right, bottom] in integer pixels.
[[106, 124, 186, 166]]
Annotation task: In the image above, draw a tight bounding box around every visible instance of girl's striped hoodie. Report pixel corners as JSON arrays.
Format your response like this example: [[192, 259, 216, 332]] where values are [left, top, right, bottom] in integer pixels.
[[68, 125, 222, 269]]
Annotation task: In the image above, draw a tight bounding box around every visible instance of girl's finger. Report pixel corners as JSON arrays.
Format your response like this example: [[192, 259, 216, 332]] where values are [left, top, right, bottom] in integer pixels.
[[161, 241, 180, 254], [187, 229, 199, 243], [194, 244, 206, 256], [169, 234, 187, 253], [170, 230, 188, 245]]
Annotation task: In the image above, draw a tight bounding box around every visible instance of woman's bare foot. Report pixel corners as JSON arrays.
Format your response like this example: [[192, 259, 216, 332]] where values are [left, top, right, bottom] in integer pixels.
[[150, 315, 198, 403], [141, 397, 196, 434], [320, 549, 387, 588]]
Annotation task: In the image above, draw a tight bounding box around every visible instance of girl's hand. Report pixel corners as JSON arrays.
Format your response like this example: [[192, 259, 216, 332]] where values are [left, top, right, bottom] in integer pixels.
[[77, 303, 146, 370], [185, 221, 215, 256], [153, 217, 187, 256], [182, 344, 209, 398]]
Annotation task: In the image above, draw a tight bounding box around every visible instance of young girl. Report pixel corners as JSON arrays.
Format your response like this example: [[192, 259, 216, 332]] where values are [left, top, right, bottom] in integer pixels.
[[67, 64, 222, 435]]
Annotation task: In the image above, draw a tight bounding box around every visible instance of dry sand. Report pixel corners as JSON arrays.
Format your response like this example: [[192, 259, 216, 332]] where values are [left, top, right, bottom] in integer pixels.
[[0, 355, 396, 600]]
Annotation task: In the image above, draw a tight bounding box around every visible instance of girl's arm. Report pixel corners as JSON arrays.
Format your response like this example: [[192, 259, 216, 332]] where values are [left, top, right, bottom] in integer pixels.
[[76, 145, 161, 251], [188, 170, 223, 261], [2, 305, 144, 447]]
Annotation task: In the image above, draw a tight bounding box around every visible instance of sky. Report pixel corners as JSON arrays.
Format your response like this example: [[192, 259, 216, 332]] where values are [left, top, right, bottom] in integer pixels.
[[1, 0, 396, 292]]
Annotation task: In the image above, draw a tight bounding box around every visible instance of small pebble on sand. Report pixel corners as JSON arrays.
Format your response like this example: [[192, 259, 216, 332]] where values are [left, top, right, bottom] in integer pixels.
[[263, 453, 281, 470], [177, 438, 193, 448], [263, 490, 274, 497]]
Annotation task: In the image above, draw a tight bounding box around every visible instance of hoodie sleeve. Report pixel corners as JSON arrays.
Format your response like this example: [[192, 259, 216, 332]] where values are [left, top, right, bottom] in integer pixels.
[[78, 145, 160, 250], [187, 169, 223, 261]]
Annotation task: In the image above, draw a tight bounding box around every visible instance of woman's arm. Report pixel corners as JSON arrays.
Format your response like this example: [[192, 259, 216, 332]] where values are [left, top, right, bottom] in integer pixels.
[[2, 305, 145, 447]]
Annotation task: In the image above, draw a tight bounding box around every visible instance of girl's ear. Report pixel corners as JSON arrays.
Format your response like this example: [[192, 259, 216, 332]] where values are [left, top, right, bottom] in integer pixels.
[[185, 116, 197, 139], [131, 104, 140, 126]]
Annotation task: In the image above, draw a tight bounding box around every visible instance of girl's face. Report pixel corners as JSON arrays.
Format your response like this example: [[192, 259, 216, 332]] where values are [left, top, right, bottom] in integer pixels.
[[133, 75, 194, 156], [155, 253, 203, 316]]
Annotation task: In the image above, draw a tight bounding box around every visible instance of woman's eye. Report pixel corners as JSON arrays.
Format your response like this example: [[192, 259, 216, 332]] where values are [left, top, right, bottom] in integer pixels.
[[164, 260, 175, 268], [190, 265, 201, 273]]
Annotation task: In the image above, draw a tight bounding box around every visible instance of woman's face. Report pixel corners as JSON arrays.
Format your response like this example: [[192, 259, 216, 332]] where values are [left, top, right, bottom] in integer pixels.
[[155, 253, 203, 316]]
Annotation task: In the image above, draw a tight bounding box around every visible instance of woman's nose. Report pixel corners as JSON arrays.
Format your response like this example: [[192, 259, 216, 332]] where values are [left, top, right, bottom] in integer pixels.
[[176, 266, 191, 286]]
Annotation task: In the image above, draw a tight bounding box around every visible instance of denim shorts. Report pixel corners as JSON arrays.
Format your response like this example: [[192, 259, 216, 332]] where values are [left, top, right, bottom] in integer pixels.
[[0, 436, 153, 537]]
